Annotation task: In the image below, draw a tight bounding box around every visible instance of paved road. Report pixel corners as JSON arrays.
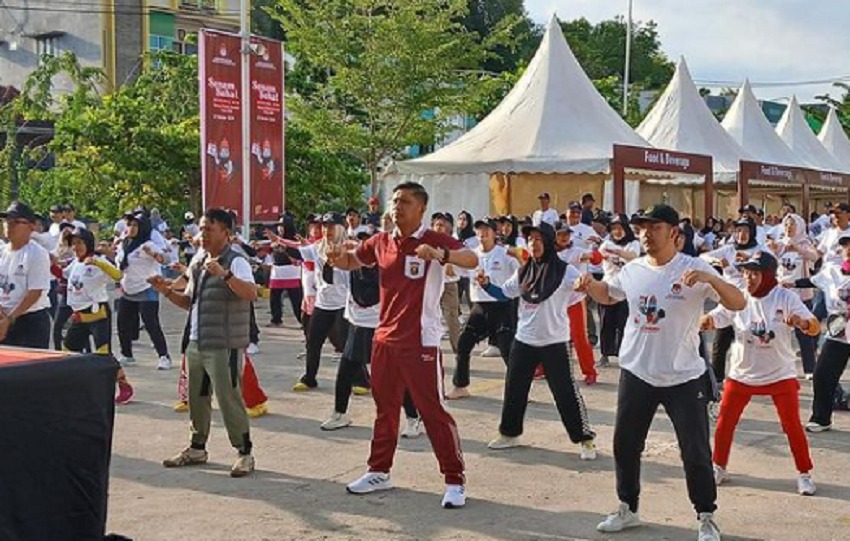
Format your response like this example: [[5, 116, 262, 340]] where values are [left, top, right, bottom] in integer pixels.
[[106, 301, 850, 540]]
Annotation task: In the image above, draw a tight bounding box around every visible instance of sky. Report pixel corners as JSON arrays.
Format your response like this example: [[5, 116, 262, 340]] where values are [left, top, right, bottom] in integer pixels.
[[524, 0, 850, 104]]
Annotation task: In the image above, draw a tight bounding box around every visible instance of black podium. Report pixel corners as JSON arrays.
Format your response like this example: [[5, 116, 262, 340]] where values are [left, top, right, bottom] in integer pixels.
[[0, 348, 117, 541]]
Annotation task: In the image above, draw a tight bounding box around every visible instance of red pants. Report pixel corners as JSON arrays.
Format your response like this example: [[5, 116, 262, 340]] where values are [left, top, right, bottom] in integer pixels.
[[713, 378, 813, 473], [568, 301, 596, 377], [178, 352, 267, 408], [368, 342, 465, 485]]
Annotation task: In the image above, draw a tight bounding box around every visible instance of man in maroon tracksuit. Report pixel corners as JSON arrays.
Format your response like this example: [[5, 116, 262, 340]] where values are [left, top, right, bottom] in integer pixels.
[[330, 182, 478, 509]]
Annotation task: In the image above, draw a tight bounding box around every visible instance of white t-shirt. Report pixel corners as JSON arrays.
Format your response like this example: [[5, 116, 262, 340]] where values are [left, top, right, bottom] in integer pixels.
[[189, 256, 255, 341], [557, 246, 590, 274], [113, 219, 128, 237], [817, 225, 850, 267], [299, 243, 349, 310], [774, 241, 815, 301], [344, 272, 380, 329], [65, 256, 114, 311], [347, 224, 369, 238], [702, 244, 763, 288], [0, 240, 52, 314], [470, 245, 519, 302], [710, 288, 811, 385], [599, 239, 640, 281], [499, 264, 583, 347], [568, 222, 600, 250], [811, 264, 850, 344], [608, 253, 720, 387], [117, 240, 163, 295], [532, 208, 559, 227], [755, 225, 768, 246]]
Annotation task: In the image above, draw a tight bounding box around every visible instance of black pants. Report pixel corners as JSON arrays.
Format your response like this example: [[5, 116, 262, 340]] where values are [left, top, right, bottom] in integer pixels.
[[249, 303, 259, 344], [499, 340, 595, 443], [52, 303, 73, 351], [710, 325, 735, 382], [1, 308, 51, 349], [614, 369, 716, 515], [117, 298, 169, 358], [301, 307, 348, 387], [64, 312, 111, 354], [270, 287, 304, 325], [809, 339, 850, 426], [403, 391, 418, 419], [458, 277, 472, 310], [334, 325, 373, 413], [599, 299, 628, 357], [796, 300, 818, 374], [454, 301, 514, 388]]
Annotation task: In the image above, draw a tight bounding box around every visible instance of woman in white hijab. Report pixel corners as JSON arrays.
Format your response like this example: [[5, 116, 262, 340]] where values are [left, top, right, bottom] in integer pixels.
[[769, 213, 820, 377]]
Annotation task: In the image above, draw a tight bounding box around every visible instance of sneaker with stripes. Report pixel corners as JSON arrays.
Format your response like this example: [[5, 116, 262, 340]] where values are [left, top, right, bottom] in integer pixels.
[[346, 472, 393, 494]]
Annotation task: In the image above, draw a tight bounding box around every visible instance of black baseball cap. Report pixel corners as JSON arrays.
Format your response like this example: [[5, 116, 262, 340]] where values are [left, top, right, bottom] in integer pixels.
[[321, 212, 345, 226], [0, 201, 37, 223], [474, 217, 497, 230], [610, 213, 629, 226], [832, 203, 850, 214], [305, 213, 321, 224], [630, 204, 680, 227], [581, 193, 595, 203], [733, 217, 755, 228], [494, 214, 514, 223], [738, 204, 757, 214], [537, 192, 551, 200], [554, 221, 572, 233], [592, 211, 611, 225], [49, 204, 63, 213], [567, 201, 582, 211], [345, 207, 359, 216], [736, 251, 777, 272], [838, 231, 850, 246], [431, 211, 454, 226]]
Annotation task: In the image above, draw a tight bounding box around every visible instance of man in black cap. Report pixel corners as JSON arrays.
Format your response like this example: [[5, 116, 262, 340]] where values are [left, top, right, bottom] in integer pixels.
[[63, 203, 86, 230], [346, 207, 369, 238], [532, 193, 559, 227], [576, 204, 745, 541], [580, 193, 596, 226], [0, 202, 53, 348]]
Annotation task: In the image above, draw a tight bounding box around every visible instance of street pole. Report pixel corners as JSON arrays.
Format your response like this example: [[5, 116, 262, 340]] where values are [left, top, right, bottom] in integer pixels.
[[623, 0, 633, 117], [240, 0, 251, 236]]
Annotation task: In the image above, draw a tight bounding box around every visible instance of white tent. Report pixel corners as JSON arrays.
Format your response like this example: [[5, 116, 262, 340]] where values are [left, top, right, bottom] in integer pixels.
[[818, 108, 850, 172], [721, 81, 803, 167], [637, 57, 749, 184], [389, 15, 649, 219], [776, 96, 843, 172]]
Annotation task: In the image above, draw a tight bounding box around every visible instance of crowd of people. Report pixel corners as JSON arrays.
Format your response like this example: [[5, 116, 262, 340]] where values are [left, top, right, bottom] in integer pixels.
[[1, 185, 849, 540]]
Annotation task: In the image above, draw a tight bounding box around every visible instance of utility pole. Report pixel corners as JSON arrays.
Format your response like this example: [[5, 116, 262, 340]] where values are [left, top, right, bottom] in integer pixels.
[[240, 0, 251, 235], [623, 0, 633, 117]]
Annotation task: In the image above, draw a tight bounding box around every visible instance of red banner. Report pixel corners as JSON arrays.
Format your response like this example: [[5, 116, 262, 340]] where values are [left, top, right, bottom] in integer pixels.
[[200, 30, 243, 216], [248, 37, 285, 221]]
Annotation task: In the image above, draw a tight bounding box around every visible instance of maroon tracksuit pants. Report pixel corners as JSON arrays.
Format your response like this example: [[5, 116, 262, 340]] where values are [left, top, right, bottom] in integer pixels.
[[367, 341, 465, 485]]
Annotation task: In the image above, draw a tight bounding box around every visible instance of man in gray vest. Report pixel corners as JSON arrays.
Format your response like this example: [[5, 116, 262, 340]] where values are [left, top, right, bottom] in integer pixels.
[[149, 208, 258, 477]]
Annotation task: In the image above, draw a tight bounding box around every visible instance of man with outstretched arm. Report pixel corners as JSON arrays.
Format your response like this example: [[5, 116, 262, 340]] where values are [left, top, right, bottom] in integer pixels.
[[329, 182, 478, 509]]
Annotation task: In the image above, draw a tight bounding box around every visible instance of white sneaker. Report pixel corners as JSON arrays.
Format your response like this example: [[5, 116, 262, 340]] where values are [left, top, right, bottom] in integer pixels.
[[445, 386, 471, 400], [320, 412, 353, 431], [595, 355, 610, 368], [401, 417, 423, 439], [246, 343, 260, 355], [580, 440, 597, 461], [596, 502, 641, 533], [346, 472, 393, 494], [441, 484, 466, 509], [118, 356, 135, 367], [157, 356, 172, 370], [698, 512, 721, 541], [797, 473, 816, 496], [296, 351, 307, 359], [713, 464, 730, 486], [487, 434, 522, 450], [805, 421, 832, 433], [480, 345, 500, 357]]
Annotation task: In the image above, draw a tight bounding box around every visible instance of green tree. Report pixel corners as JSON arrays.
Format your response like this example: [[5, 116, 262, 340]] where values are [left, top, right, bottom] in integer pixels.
[[267, 0, 498, 194], [462, 0, 540, 74], [817, 82, 850, 132]]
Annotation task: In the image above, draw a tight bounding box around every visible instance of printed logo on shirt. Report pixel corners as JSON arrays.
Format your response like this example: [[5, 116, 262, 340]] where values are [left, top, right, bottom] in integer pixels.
[[635, 295, 666, 331], [70, 278, 84, 293], [748, 320, 776, 345], [774, 309, 785, 322], [0, 275, 14, 295], [13, 264, 25, 276], [667, 282, 685, 300], [421, 351, 436, 363], [404, 255, 425, 280], [781, 257, 797, 271]]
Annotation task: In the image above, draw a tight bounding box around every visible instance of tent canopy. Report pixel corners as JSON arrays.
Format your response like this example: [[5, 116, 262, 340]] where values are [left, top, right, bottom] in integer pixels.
[[776, 96, 844, 172], [637, 57, 749, 181], [395, 15, 648, 177], [818, 108, 850, 173], [721, 81, 803, 168]]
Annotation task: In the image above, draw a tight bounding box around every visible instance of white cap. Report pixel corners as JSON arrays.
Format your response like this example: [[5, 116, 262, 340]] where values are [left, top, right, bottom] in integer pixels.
[[184, 211, 195, 221]]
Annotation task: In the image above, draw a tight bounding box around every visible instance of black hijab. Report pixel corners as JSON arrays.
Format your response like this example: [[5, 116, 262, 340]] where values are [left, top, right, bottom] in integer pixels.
[[120, 214, 152, 270], [734, 218, 758, 250], [679, 223, 698, 257], [273, 214, 301, 266], [457, 211, 475, 242], [609, 213, 636, 246], [519, 222, 567, 304], [500, 215, 519, 246]]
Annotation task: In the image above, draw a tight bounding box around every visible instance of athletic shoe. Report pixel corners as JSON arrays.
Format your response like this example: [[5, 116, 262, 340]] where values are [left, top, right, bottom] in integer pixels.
[[296, 351, 307, 359], [805, 421, 832, 433], [441, 484, 466, 509], [480, 345, 500, 357], [118, 356, 136, 367], [797, 473, 816, 496], [246, 403, 268, 418], [246, 343, 260, 355], [487, 434, 522, 450], [351, 386, 370, 396], [292, 381, 315, 392], [713, 464, 730, 486], [580, 440, 597, 461], [596, 502, 641, 533], [163, 447, 208, 468], [804, 373, 814, 381], [173, 400, 188, 413], [698, 512, 721, 541], [445, 386, 471, 400], [401, 417, 423, 439], [230, 454, 255, 478], [595, 355, 610, 368], [115, 381, 134, 405], [157, 356, 172, 370], [346, 472, 393, 494], [267, 322, 283, 328], [584, 374, 597, 386], [321, 412, 353, 431], [533, 365, 546, 380]]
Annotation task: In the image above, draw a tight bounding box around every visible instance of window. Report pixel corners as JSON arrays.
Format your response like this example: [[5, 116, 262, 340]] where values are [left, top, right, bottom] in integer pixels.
[[180, 0, 218, 11], [149, 34, 174, 52], [35, 36, 59, 63]]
